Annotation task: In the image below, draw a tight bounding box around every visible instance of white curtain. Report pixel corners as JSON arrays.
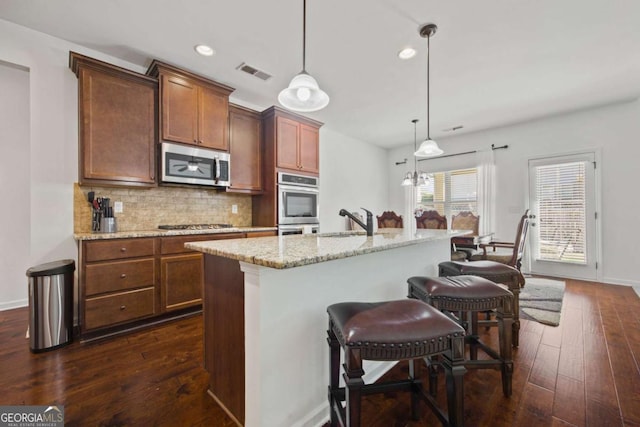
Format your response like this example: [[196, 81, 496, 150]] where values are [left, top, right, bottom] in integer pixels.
[[476, 149, 496, 235], [404, 184, 417, 233]]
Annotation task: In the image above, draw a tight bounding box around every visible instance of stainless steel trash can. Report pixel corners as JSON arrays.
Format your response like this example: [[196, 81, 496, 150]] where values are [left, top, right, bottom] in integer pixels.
[[27, 259, 75, 352]]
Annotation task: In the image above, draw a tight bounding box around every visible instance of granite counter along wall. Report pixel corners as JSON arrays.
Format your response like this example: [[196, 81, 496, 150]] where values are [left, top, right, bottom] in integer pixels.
[[73, 183, 252, 233]]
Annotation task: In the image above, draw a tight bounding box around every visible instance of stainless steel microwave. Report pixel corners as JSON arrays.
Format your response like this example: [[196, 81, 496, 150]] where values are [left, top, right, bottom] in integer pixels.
[[160, 142, 230, 187]]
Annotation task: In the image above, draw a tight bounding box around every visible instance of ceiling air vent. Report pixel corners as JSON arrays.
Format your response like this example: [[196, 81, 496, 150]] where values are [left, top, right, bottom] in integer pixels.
[[236, 63, 272, 81]]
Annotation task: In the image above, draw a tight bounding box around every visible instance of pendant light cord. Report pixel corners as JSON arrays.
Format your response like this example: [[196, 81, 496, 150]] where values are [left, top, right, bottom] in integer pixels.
[[426, 33, 430, 140], [413, 119, 418, 172], [302, 0, 306, 72]]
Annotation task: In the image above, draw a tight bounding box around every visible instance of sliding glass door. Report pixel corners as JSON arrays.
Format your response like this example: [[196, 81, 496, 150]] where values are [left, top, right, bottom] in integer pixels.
[[528, 152, 598, 280]]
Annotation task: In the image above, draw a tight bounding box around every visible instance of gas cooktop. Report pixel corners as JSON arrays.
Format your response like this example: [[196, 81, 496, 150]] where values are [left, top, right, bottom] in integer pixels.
[[158, 223, 233, 230]]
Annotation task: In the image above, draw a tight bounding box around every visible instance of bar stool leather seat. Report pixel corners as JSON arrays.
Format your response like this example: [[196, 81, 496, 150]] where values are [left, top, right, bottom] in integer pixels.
[[438, 260, 525, 346], [327, 299, 467, 427], [408, 275, 515, 397]]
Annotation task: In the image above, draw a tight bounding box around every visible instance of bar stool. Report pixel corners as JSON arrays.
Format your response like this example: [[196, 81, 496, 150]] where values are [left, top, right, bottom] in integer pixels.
[[439, 260, 525, 347], [327, 299, 467, 427], [407, 275, 514, 397]]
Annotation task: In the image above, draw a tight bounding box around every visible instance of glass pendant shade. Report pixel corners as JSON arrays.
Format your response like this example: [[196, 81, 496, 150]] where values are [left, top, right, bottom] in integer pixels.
[[278, 0, 329, 113], [414, 139, 444, 157], [278, 71, 330, 112]]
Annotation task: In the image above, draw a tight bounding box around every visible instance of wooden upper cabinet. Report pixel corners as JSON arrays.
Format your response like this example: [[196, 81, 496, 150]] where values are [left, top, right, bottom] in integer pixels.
[[69, 52, 157, 187], [147, 60, 234, 151], [200, 85, 229, 151], [298, 124, 320, 174], [229, 105, 263, 193], [161, 74, 199, 145], [275, 116, 300, 171], [265, 108, 321, 175]]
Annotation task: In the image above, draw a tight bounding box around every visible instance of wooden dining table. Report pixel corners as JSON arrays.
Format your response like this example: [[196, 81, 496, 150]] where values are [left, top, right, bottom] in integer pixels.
[[451, 232, 494, 251]]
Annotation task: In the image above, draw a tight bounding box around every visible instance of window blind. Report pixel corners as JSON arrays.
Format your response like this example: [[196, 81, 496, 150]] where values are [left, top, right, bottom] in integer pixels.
[[416, 168, 478, 220], [535, 161, 587, 264]]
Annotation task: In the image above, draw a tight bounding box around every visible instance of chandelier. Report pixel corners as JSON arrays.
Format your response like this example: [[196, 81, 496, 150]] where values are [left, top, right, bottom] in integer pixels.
[[401, 119, 429, 186]]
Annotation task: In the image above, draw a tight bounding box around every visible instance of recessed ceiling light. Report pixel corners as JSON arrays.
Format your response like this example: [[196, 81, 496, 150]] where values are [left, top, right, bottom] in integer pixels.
[[397, 47, 417, 60], [194, 44, 215, 56]]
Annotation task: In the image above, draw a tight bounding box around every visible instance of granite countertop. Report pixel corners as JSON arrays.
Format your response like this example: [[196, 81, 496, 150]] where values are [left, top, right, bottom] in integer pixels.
[[73, 226, 277, 241], [186, 228, 469, 269]]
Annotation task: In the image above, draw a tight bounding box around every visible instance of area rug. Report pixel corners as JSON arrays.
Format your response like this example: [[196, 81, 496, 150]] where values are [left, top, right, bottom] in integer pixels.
[[519, 277, 565, 327]]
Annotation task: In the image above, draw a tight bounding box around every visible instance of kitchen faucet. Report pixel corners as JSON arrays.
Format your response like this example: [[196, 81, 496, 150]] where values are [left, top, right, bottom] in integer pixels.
[[339, 208, 374, 236]]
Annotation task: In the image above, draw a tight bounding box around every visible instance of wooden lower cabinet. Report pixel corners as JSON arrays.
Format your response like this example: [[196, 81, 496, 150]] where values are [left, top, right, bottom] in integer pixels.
[[80, 232, 253, 339], [160, 253, 203, 311]]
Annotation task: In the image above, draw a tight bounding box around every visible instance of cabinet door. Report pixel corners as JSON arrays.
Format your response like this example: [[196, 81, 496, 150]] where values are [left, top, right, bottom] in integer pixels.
[[161, 253, 204, 311], [229, 108, 262, 191], [298, 124, 319, 174], [79, 67, 156, 185], [161, 74, 199, 145], [276, 116, 300, 171], [199, 86, 229, 151]]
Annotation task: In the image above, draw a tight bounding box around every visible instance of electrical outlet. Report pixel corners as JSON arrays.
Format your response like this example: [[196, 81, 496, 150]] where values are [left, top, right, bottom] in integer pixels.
[[114, 201, 123, 213], [232, 204, 238, 214]]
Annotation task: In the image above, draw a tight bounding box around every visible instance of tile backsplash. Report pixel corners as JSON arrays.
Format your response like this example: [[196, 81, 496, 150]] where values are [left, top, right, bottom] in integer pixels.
[[74, 183, 252, 233]]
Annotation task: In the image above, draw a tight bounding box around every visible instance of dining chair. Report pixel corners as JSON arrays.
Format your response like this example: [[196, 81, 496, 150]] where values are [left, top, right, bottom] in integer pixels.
[[450, 211, 480, 260], [469, 209, 530, 271], [415, 210, 447, 230], [376, 211, 403, 228]]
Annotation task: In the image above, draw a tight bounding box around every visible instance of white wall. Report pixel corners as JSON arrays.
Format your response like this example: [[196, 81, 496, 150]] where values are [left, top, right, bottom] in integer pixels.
[[388, 99, 640, 286], [319, 127, 389, 232], [0, 61, 30, 309], [0, 19, 148, 309]]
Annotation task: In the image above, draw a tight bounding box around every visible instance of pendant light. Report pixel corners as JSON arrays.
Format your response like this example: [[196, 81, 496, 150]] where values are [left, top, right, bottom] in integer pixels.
[[278, 0, 329, 112], [414, 24, 444, 158], [402, 119, 430, 186]]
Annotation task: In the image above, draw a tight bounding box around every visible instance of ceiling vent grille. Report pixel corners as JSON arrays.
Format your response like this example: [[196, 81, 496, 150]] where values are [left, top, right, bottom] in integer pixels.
[[236, 63, 272, 81]]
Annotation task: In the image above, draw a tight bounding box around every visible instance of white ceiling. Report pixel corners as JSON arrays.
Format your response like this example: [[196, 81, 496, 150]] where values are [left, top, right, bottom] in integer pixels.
[[1, 0, 640, 148]]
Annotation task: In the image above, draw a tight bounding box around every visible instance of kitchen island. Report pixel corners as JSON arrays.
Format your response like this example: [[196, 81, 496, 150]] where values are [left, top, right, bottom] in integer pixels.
[[186, 228, 466, 427]]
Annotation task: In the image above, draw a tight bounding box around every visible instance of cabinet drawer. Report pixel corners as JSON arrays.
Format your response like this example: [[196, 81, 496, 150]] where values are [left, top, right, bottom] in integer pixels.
[[85, 238, 156, 262], [85, 259, 155, 296], [160, 233, 243, 255], [85, 288, 155, 330]]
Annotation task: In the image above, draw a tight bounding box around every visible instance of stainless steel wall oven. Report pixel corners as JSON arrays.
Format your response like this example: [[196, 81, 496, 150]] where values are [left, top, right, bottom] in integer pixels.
[[277, 172, 319, 227]]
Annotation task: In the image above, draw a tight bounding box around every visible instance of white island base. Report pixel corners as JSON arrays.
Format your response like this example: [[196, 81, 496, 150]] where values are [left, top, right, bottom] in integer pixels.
[[191, 230, 458, 426]]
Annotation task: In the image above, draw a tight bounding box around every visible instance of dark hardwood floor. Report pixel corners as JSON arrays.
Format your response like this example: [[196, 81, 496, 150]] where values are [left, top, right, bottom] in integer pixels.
[[1, 279, 638, 426]]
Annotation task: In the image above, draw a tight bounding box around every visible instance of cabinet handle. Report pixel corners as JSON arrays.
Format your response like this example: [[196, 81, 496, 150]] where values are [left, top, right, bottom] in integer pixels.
[[120, 273, 126, 279], [120, 305, 126, 310], [120, 247, 127, 252]]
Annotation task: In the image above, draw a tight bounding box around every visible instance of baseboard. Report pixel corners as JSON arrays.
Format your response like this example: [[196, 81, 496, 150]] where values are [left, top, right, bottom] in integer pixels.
[[0, 299, 28, 311], [207, 390, 243, 427], [601, 276, 640, 287]]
